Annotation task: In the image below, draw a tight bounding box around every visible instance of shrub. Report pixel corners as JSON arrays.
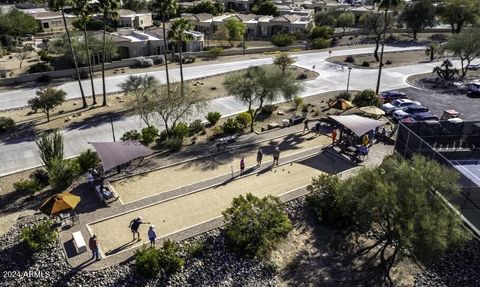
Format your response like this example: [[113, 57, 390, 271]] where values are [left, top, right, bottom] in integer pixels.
[[30, 169, 49, 187], [157, 130, 168, 145], [345, 55, 355, 63], [235, 112, 252, 129], [77, 69, 89, 80], [208, 47, 224, 59], [361, 61, 370, 67], [37, 50, 53, 62], [158, 240, 185, 274], [165, 136, 183, 152], [222, 118, 239, 134], [182, 56, 196, 64], [223, 193, 293, 258], [171, 122, 189, 139], [189, 119, 205, 136], [135, 57, 154, 68], [77, 149, 100, 173], [296, 73, 308, 80], [211, 126, 223, 138], [0, 116, 15, 133], [14, 179, 43, 195], [121, 130, 141, 141], [293, 96, 303, 110], [261, 104, 278, 115], [386, 60, 392, 65], [335, 91, 351, 101], [271, 34, 296, 47], [134, 246, 161, 278], [352, 89, 381, 107], [141, 126, 158, 146], [152, 55, 164, 65], [206, 111, 221, 125], [28, 62, 53, 73], [185, 240, 206, 258], [37, 74, 51, 83], [310, 25, 334, 40], [21, 220, 56, 251], [311, 38, 330, 49], [48, 158, 77, 191]]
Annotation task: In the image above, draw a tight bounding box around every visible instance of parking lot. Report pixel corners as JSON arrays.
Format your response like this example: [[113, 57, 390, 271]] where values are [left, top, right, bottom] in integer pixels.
[[393, 87, 480, 121]]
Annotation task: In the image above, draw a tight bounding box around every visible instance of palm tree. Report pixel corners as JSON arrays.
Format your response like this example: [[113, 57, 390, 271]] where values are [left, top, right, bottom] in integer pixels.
[[72, 0, 97, 105], [152, 0, 178, 94], [48, 0, 87, 108], [98, 0, 120, 106], [168, 18, 193, 94]]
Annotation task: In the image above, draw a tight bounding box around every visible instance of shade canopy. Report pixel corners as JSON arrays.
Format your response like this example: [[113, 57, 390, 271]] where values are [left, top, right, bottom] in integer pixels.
[[90, 141, 154, 171], [329, 115, 384, 137], [39, 192, 80, 215]]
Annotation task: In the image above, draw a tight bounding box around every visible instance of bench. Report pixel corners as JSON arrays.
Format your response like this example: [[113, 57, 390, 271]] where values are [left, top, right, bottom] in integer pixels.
[[72, 231, 87, 254]]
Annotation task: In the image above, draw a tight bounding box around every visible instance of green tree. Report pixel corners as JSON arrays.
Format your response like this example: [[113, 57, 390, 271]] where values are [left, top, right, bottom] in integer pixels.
[[360, 12, 391, 62], [48, 157, 78, 191], [336, 12, 355, 36], [134, 246, 161, 277], [224, 66, 301, 132], [400, 0, 436, 40], [190, 1, 224, 16], [307, 155, 469, 285], [314, 7, 338, 27], [310, 25, 334, 40], [97, 0, 121, 106], [76, 149, 100, 172], [122, 0, 149, 12], [28, 87, 66, 122], [223, 193, 292, 258], [120, 74, 160, 127], [273, 53, 296, 75], [224, 18, 246, 47], [0, 9, 38, 44], [168, 18, 193, 93], [208, 47, 224, 59], [214, 25, 229, 47], [21, 220, 57, 251], [48, 0, 87, 108], [251, 0, 279, 16], [352, 89, 381, 107], [439, 0, 479, 34], [35, 131, 64, 171], [441, 29, 480, 78]]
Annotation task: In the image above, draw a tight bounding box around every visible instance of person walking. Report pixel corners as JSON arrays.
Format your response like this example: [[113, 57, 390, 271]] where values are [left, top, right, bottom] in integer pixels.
[[240, 157, 245, 174], [303, 119, 309, 133], [148, 225, 157, 248], [380, 126, 386, 142], [89, 234, 100, 261], [129, 216, 150, 241], [273, 147, 280, 165], [331, 129, 337, 144], [256, 149, 263, 166]]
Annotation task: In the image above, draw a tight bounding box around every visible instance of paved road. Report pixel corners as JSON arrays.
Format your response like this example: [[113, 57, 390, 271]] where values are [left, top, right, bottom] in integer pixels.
[[0, 45, 454, 177]]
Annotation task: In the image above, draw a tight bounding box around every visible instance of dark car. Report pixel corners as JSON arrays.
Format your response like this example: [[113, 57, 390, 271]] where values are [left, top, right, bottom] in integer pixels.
[[466, 83, 480, 97], [392, 105, 429, 121], [378, 91, 407, 103], [401, 112, 439, 124]]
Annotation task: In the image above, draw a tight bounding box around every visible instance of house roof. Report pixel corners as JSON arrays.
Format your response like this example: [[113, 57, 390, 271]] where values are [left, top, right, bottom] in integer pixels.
[[32, 11, 74, 20], [235, 13, 257, 22], [187, 13, 214, 22], [271, 14, 300, 23], [119, 9, 136, 17]]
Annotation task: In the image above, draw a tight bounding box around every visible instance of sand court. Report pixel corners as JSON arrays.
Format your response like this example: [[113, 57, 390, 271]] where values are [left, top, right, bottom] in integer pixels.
[[112, 133, 330, 204], [90, 160, 324, 255]]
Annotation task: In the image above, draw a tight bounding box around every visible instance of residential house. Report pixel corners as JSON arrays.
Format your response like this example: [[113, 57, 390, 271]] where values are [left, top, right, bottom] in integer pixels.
[[145, 28, 205, 53], [28, 10, 77, 32], [117, 9, 153, 30]]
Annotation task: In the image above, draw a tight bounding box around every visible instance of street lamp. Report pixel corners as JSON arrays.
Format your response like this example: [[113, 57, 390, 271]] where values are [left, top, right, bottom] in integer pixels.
[[346, 67, 352, 93]]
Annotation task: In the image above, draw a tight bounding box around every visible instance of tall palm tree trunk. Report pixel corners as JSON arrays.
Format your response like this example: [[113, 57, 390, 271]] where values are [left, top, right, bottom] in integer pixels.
[[375, 1, 390, 95], [102, 22, 107, 106], [162, 13, 171, 93], [83, 24, 96, 105], [61, 8, 87, 108], [178, 42, 184, 95]]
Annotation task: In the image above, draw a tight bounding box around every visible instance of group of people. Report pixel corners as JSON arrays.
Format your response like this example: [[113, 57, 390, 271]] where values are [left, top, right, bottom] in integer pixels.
[[239, 147, 281, 175]]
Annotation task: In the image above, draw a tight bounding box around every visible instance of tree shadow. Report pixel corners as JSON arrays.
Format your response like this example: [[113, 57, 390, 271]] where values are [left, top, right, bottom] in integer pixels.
[[0, 121, 37, 144], [297, 149, 357, 175], [63, 109, 131, 132]]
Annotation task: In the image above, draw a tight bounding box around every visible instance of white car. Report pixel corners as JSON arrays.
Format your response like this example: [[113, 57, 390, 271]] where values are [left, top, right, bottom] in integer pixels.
[[381, 99, 421, 114], [393, 105, 429, 121]]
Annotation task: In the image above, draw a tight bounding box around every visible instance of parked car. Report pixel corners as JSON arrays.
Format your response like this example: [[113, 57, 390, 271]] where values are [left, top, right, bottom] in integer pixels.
[[401, 112, 439, 124], [393, 105, 429, 121], [466, 83, 480, 96], [378, 91, 407, 102], [441, 109, 463, 123], [467, 64, 480, 70], [381, 99, 421, 114]]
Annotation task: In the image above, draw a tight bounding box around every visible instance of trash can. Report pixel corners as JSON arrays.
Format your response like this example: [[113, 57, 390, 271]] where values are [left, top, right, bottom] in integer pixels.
[[282, 119, 289, 127]]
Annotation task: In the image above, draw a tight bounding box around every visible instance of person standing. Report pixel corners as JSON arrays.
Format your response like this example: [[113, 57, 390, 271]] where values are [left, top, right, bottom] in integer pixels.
[[303, 119, 309, 133], [362, 134, 369, 147], [256, 149, 263, 166], [89, 234, 100, 261], [129, 216, 150, 241], [273, 147, 280, 165], [381, 126, 386, 141], [331, 129, 337, 144], [148, 225, 157, 248], [240, 157, 245, 174]]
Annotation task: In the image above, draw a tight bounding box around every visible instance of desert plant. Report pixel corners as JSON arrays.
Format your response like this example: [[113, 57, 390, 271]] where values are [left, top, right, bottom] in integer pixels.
[[184, 240, 206, 258], [189, 119, 205, 136], [28, 62, 54, 73], [310, 25, 334, 40], [30, 169, 49, 187], [296, 73, 308, 80], [37, 74, 51, 83], [28, 88, 66, 122], [37, 50, 53, 62], [385, 60, 392, 65], [13, 179, 43, 195], [345, 55, 355, 63], [311, 38, 330, 49], [48, 158, 78, 191], [0, 116, 15, 133], [352, 89, 381, 107], [152, 55, 165, 65], [76, 149, 100, 173], [236, 112, 252, 129], [134, 246, 161, 278], [135, 57, 154, 68], [206, 111, 222, 125], [335, 91, 351, 101], [261, 104, 278, 115], [36, 131, 64, 171], [171, 122, 189, 139], [158, 239, 185, 274], [21, 220, 56, 251], [211, 126, 224, 138], [141, 126, 159, 146], [165, 136, 183, 152], [222, 118, 239, 134], [293, 96, 303, 110], [208, 47, 224, 59], [433, 59, 459, 82], [362, 61, 370, 67], [271, 34, 296, 47], [121, 130, 142, 141]]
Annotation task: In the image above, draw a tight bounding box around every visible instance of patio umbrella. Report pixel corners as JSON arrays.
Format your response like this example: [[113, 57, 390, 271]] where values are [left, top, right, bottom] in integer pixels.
[[331, 99, 353, 110], [360, 106, 385, 118], [39, 192, 81, 215]]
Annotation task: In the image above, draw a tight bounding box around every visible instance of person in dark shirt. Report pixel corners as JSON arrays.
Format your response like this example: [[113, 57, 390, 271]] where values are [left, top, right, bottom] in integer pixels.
[[129, 216, 150, 241]]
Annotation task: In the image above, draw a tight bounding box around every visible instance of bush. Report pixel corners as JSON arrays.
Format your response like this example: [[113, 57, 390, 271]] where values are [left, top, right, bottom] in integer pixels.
[[171, 122, 189, 139], [293, 96, 303, 110], [121, 130, 141, 141], [141, 126, 158, 146], [335, 91, 351, 101], [158, 240, 185, 274], [222, 118, 239, 134], [271, 34, 296, 47], [208, 47, 224, 59], [77, 149, 100, 173], [77, 69, 89, 80], [261, 104, 278, 115], [134, 246, 161, 278], [311, 38, 330, 49], [362, 61, 370, 67], [37, 74, 51, 83], [152, 55, 164, 65], [211, 126, 223, 138], [206, 111, 221, 125], [0, 116, 15, 133], [296, 73, 308, 80], [345, 55, 355, 63], [165, 136, 183, 152], [30, 169, 49, 187], [223, 193, 292, 258], [352, 89, 381, 107], [310, 25, 334, 40], [135, 57, 154, 68], [37, 50, 53, 62], [14, 179, 43, 195], [235, 112, 252, 129], [184, 240, 206, 258], [28, 62, 53, 74], [48, 158, 77, 191], [182, 56, 196, 64], [21, 220, 57, 251], [189, 119, 204, 136], [386, 60, 392, 65]]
